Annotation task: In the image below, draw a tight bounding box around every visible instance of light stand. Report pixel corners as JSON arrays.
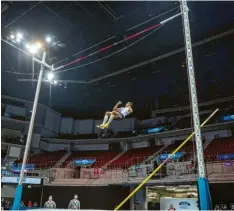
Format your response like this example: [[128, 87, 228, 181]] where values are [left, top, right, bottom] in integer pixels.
[[11, 52, 61, 210]]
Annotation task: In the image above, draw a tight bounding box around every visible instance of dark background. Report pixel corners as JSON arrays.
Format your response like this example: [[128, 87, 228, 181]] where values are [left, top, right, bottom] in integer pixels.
[[21, 185, 42, 206], [41, 185, 130, 210], [210, 182, 234, 208], [2, 2, 234, 119], [5, 182, 234, 209]]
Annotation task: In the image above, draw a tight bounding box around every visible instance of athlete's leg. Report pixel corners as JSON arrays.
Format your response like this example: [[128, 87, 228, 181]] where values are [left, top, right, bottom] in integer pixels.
[[102, 112, 111, 124], [104, 111, 119, 128], [97, 112, 111, 128]]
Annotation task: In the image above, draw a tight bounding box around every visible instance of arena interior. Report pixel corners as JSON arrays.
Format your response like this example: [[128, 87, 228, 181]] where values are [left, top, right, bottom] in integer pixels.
[[1, 1, 234, 210]]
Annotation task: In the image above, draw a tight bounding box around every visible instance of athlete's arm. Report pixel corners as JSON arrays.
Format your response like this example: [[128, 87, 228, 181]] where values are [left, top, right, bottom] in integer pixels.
[[113, 101, 122, 110], [128, 106, 133, 113]]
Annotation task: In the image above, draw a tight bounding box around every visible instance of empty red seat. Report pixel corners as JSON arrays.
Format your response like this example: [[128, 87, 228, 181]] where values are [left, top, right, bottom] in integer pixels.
[[204, 137, 234, 161]]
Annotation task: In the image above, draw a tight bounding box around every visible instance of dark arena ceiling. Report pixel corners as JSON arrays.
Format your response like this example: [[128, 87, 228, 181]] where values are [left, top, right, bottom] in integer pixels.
[[1, 1, 234, 119]]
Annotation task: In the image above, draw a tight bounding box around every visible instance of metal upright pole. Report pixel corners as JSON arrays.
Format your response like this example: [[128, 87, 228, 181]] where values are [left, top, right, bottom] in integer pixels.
[[12, 52, 47, 210], [180, 1, 212, 209]]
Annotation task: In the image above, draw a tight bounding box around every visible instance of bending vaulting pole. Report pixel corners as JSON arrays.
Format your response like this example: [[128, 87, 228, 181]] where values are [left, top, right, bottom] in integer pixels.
[[114, 108, 219, 211]]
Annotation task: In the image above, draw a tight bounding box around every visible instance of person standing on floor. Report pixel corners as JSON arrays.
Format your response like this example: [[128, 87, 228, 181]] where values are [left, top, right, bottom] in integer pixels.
[[44, 195, 56, 209], [68, 194, 80, 210]]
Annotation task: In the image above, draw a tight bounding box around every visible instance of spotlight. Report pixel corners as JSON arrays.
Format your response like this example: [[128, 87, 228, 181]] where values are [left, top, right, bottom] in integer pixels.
[[54, 80, 57, 85], [28, 45, 38, 54], [47, 72, 54, 81], [46, 36, 52, 43], [10, 34, 15, 39], [16, 32, 23, 39], [25, 43, 30, 49], [36, 42, 42, 49], [16, 38, 21, 43]]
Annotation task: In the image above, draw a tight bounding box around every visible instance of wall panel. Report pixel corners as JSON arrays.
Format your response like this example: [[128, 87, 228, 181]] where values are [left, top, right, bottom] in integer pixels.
[[77, 119, 93, 134], [60, 117, 74, 134]]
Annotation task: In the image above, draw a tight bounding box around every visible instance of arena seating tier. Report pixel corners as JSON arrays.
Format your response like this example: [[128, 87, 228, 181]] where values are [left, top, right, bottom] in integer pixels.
[[204, 137, 234, 161], [108, 146, 163, 169], [64, 150, 118, 168], [18, 150, 66, 168]]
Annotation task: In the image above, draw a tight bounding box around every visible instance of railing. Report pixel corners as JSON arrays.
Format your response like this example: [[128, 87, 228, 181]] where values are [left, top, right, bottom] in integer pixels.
[[2, 160, 233, 184], [44, 161, 234, 184], [1, 137, 25, 146]]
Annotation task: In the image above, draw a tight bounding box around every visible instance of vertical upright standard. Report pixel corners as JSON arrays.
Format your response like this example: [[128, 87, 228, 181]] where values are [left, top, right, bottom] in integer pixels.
[[180, 1, 212, 209], [12, 52, 52, 210]]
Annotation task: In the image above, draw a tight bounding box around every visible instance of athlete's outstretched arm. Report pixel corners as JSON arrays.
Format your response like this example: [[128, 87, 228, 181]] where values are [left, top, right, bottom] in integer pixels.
[[113, 101, 122, 110]]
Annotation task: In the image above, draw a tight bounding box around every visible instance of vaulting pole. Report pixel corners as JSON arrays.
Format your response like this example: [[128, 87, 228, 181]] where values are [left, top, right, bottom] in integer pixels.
[[114, 109, 218, 210]]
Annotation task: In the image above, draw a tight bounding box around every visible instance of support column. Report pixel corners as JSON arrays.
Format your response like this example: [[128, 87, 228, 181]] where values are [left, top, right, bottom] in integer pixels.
[[180, 1, 212, 210]]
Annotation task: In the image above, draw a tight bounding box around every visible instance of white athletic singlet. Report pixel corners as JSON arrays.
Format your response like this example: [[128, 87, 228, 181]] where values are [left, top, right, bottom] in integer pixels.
[[118, 107, 130, 118]]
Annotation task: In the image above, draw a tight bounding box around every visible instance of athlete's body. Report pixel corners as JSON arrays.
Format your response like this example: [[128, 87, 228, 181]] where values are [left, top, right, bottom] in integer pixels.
[[97, 101, 133, 129]]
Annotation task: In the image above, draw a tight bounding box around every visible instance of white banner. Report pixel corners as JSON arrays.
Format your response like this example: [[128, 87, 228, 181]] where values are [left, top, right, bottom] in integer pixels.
[[1, 177, 41, 184], [160, 198, 198, 210]]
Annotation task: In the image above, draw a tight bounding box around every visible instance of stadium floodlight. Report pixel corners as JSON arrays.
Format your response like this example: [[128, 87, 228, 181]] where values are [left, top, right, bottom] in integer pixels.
[[47, 72, 54, 81], [46, 36, 52, 43], [16, 38, 21, 43], [28, 44, 38, 54], [54, 80, 57, 85], [25, 43, 30, 49], [16, 32, 23, 40], [10, 34, 15, 39], [36, 42, 42, 49]]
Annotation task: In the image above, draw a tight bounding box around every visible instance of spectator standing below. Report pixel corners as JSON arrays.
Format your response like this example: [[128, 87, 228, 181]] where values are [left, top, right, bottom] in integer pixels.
[[1, 198, 5, 210], [28, 201, 32, 208], [33, 202, 38, 207], [44, 196, 56, 209], [20, 201, 26, 208], [68, 194, 80, 209]]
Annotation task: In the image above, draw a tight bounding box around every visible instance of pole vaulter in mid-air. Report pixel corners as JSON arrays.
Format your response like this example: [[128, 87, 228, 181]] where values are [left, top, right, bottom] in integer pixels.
[[97, 101, 133, 129]]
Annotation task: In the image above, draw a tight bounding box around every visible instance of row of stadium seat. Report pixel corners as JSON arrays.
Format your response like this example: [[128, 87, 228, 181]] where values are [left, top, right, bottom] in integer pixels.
[[16, 136, 234, 169]]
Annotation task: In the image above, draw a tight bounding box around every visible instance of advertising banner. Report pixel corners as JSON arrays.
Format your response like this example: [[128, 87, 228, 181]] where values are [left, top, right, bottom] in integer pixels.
[[159, 152, 184, 160], [1, 177, 41, 184], [160, 198, 199, 210], [223, 114, 234, 121], [74, 159, 95, 166], [147, 126, 165, 134]]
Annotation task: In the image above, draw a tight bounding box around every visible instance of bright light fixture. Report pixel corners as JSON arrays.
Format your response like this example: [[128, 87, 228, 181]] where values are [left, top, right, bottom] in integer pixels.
[[54, 80, 57, 85], [47, 72, 54, 81], [16, 38, 21, 43], [25, 43, 30, 49], [16, 32, 23, 39], [46, 36, 52, 43], [10, 34, 15, 39], [28, 45, 38, 54], [36, 42, 42, 49]]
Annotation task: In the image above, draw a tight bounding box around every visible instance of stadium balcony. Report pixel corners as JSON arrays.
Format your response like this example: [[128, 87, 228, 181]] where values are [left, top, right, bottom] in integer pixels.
[[56, 133, 98, 140]]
